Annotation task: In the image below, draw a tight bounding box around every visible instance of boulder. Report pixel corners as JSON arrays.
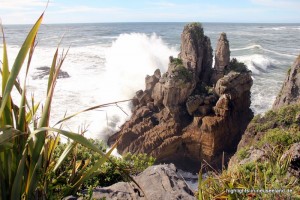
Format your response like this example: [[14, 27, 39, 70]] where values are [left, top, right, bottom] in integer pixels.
[[67, 164, 196, 200], [273, 55, 300, 109]]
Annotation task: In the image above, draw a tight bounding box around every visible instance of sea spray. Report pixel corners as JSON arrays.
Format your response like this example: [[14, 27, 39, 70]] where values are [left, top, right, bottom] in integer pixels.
[[1, 32, 178, 139]]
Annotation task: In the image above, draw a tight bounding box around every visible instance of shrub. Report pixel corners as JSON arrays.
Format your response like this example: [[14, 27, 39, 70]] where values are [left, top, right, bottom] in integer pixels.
[[173, 65, 193, 82], [47, 141, 155, 199], [227, 58, 249, 73]]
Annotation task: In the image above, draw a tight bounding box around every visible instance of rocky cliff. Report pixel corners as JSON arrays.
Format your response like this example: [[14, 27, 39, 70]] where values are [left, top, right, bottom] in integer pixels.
[[273, 55, 300, 109], [228, 55, 300, 180], [108, 23, 253, 172]]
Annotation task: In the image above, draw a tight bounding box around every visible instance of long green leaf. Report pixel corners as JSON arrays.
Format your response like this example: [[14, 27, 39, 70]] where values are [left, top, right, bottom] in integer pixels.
[[54, 99, 131, 126], [54, 141, 77, 171], [0, 13, 44, 119], [18, 34, 37, 132], [11, 145, 28, 200], [47, 48, 58, 94], [32, 127, 107, 156], [0, 25, 13, 126]]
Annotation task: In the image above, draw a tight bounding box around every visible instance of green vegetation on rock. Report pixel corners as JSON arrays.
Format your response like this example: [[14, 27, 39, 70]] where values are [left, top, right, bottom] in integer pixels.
[[198, 103, 300, 199], [227, 58, 249, 74], [185, 22, 204, 39]]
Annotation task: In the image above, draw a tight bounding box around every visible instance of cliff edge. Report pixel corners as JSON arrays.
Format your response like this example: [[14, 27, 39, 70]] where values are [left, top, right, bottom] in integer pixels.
[[273, 55, 300, 109]]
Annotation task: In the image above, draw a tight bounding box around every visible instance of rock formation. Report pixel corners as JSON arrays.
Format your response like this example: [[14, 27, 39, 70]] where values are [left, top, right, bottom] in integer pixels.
[[273, 55, 300, 109], [64, 164, 196, 200], [211, 33, 230, 84], [108, 23, 253, 172]]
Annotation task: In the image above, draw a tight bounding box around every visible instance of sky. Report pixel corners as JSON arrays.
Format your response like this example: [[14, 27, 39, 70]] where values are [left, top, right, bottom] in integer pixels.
[[0, 0, 299, 24]]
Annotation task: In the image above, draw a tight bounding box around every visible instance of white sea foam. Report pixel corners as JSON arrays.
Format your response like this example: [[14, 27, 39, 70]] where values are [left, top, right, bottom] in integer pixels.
[[231, 44, 262, 51], [231, 44, 297, 58], [1, 33, 178, 139], [235, 54, 274, 74]]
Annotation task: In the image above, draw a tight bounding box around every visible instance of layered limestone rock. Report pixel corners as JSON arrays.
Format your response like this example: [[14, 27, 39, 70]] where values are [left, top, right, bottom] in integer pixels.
[[273, 55, 300, 109], [108, 23, 253, 172]]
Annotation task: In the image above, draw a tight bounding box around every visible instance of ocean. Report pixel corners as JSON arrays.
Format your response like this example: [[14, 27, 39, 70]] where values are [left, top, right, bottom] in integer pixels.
[[1, 22, 300, 140]]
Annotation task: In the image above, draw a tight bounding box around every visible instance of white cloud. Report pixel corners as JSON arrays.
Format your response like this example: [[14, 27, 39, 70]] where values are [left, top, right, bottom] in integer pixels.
[[0, 0, 47, 10], [251, 0, 300, 9], [50, 5, 124, 14]]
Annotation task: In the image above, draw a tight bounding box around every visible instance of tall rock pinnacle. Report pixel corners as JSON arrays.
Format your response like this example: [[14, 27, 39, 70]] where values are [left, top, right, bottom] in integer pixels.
[[179, 23, 213, 82]]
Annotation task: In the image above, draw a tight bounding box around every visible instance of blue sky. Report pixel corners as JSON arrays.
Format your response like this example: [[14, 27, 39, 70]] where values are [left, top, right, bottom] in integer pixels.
[[0, 0, 299, 24]]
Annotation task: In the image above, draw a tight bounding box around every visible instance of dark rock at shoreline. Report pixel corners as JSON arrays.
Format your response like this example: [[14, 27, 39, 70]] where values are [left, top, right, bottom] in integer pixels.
[[32, 66, 70, 80], [273, 55, 300, 109], [108, 23, 253, 172]]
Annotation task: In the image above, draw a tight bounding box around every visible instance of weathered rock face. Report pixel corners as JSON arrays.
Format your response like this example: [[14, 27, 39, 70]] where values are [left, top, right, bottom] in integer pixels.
[[179, 23, 213, 82], [273, 55, 300, 109], [108, 23, 253, 172], [65, 164, 196, 200], [211, 33, 230, 84], [214, 33, 230, 71]]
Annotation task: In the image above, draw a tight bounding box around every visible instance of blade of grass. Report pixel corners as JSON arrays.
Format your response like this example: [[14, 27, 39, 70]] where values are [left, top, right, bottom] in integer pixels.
[[0, 13, 44, 119], [68, 142, 117, 195], [54, 141, 77, 171], [0, 24, 13, 126]]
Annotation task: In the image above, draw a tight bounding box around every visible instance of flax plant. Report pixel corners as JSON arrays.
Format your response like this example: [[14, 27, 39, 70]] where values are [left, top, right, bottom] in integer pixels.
[[0, 12, 122, 200]]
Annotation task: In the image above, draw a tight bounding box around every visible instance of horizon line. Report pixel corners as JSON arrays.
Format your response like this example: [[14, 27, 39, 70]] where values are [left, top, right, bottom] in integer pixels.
[[3, 21, 300, 26]]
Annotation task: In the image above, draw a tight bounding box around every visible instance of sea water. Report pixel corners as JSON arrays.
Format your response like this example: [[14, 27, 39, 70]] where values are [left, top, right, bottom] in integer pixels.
[[1, 22, 300, 140]]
